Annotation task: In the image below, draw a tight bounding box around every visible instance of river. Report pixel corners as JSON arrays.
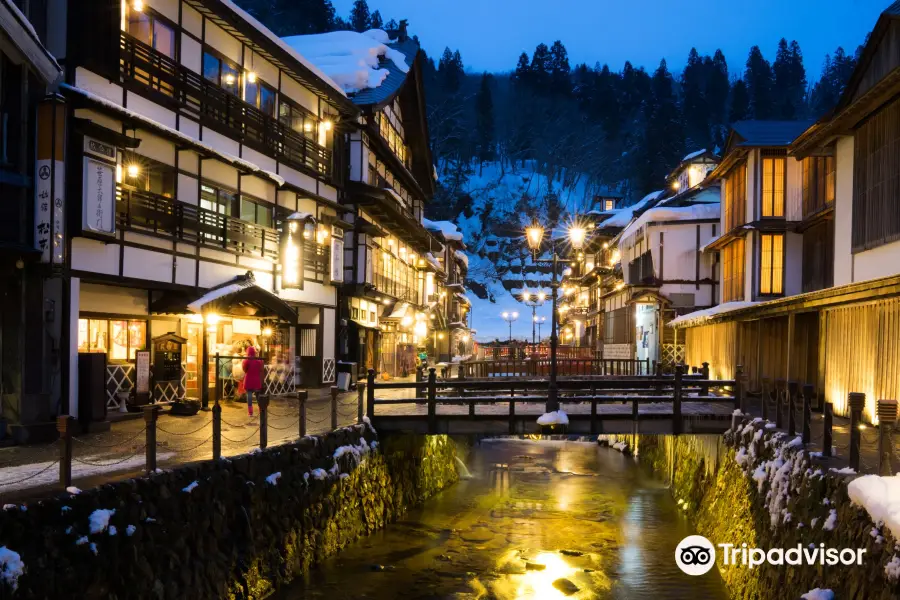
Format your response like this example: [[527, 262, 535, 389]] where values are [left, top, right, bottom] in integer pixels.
[[279, 438, 728, 599]]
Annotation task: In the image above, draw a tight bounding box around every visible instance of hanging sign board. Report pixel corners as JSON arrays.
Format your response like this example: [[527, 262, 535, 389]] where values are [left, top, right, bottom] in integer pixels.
[[82, 137, 117, 235], [34, 98, 67, 264], [135, 350, 151, 404]]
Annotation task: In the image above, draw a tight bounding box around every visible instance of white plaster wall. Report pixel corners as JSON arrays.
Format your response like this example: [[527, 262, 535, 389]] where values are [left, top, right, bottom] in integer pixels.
[[204, 21, 241, 64], [853, 240, 900, 282], [298, 197, 318, 215], [277, 190, 298, 211], [280, 76, 318, 114], [146, 0, 178, 23], [786, 156, 803, 221], [241, 147, 277, 174], [126, 93, 177, 130], [200, 129, 240, 158], [834, 135, 855, 286], [784, 232, 803, 296], [279, 164, 318, 193], [75, 108, 121, 132], [135, 130, 175, 166], [180, 3, 203, 37], [175, 256, 196, 287], [322, 308, 336, 360], [179, 118, 201, 142], [181, 34, 202, 74], [76, 67, 123, 105], [201, 158, 239, 188], [198, 262, 246, 288], [240, 174, 276, 202], [80, 283, 149, 314], [247, 52, 278, 88], [280, 283, 336, 307], [297, 306, 320, 324], [72, 238, 119, 275], [123, 247, 172, 282], [177, 173, 199, 204], [319, 184, 338, 201], [124, 231, 173, 251]]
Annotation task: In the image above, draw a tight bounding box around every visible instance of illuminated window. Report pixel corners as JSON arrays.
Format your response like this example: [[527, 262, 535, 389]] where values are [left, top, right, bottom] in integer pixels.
[[724, 163, 747, 231], [604, 199, 614, 211], [202, 50, 240, 97], [761, 156, 785, 217], [77, 318, 145, 358], [760, 234, 784, 295], [722, 238, 745, 303]]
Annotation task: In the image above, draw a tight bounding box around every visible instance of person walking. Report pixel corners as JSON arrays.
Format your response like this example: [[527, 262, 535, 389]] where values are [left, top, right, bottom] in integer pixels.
[[242, 346, 263, 416]]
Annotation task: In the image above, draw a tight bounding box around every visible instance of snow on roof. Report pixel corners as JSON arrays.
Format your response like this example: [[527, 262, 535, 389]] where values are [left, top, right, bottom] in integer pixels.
[[1, 0, 61, 84], [425, 252, 444, 273], [454, 249, 469, 268], [848, 474, 900, 541], [218, 0, 346, 97], [620, 203, 720, 243], [422, 218, 463, 242], [682, 149, 708, 161], [668, 301, 760, 328], [187, 280, 256, 313], [62, 83, 286, 188], [601, 190, 665, 229], [281, 29, 409, 94], [387, 302, 410, 319]]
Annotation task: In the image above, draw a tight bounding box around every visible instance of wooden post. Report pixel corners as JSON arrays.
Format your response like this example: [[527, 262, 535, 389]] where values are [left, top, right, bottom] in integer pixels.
[[367, 369, 376, 420], [416, 366, 425, 399], [761, 377, 771, 421], [735, 365, 745, 412], [848, 392, 865, 472], [509, 392, 516, 435], [673, 364, 683, 435], [802, 384, 813, 445], [591, 393, 598, 435], [357, 383, 365, 424], [651, 360, 657, 379], [877, 400, 897, 476], [143, 406, 158, 473], [330, 386, 338, 430], [258, 394, 269, 449], [212, 401, 222, 460], [57, 415, 73, 489], [701, 362, 710, 397], [787, 381, 798, 437], [214, 353, 221, 403], [775, 379, 786, 428], [427, 368, 437, 434], [299, 390, 307, 437], [823, 402, 833, 458]]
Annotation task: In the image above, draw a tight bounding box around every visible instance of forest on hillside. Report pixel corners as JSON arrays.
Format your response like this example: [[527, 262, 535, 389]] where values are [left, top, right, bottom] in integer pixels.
[[236, 0, 865, 217]]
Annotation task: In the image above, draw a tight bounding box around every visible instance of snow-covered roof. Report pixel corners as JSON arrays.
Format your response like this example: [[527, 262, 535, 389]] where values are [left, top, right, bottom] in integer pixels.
[[422, 218, 464, 242], [218, 0, 346, 97], [281, 29, 410, 94], [454, 249, 469, 268], [620, 203, 720, 244], [0, 0, 62, 84], [187, 281, 256, 313], [601, 190, 665, 229], [386, 302, 410, 319], [424, 252, 444, 273], [668, 302, 760, 328], [682, 149, 708, 161]]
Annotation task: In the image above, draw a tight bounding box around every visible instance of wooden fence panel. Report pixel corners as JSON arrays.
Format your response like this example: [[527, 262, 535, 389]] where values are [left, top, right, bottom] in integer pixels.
[[684, 322, 737, 381]]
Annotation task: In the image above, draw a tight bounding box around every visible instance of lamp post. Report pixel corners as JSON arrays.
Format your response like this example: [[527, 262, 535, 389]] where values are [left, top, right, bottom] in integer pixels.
[[501, 311, 519, 345], [522, 291, 546, 347], [535, 316, 546, 344], [526, 219, 587, 412]]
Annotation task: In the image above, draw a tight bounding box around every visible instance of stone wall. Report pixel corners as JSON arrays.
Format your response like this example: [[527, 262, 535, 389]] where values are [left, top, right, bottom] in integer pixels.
[[0, 423, 459, 598], [602, 422, 900, 599]]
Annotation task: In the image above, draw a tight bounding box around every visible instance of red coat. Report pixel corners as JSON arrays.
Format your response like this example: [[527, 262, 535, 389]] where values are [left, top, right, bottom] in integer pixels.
[[242, 347, 263, 391]]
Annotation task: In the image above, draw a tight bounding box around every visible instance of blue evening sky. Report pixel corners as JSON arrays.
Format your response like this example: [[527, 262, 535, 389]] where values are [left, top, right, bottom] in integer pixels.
[[333, 0, 885, 78]]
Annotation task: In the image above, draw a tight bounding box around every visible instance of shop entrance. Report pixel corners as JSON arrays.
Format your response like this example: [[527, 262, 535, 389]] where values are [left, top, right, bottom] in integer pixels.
[[634, 303, 659, 364]]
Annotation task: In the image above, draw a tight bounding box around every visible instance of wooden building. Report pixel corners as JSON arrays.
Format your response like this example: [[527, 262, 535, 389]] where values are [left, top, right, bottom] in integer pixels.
[[674, 1, 900, 424]]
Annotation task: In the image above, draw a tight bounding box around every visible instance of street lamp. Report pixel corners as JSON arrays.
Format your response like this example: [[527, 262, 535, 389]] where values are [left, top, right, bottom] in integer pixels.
[[522, 290, 546, 347], [525, 218, 590, 412], [501, 311, 519, 344], [535, 315, 547, 344]]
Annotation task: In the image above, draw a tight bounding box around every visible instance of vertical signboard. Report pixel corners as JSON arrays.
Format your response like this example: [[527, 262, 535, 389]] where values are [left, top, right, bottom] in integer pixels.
[[82, 137, 117, 235], [135, 350, 151, 405], [34, 98, 67, 264]]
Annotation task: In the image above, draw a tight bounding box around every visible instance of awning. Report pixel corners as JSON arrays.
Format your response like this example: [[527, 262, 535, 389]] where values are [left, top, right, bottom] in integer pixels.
[[150, 272, 297, 324], [383, 302, 411, 320]]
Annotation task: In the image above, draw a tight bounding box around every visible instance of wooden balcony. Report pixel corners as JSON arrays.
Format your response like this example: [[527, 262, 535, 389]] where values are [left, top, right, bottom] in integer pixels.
[[119, 33, 332, 178], [117, 187, 279, 262], [627, 251, 655, 285]]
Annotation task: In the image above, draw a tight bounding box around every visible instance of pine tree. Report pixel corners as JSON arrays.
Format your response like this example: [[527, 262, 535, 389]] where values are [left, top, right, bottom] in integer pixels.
[[773, 39, 807, 118], [745, 45, 774, 119], [513, 52, 531, 87], [809, 46, 857, 116], [636, 60, 684, 195], [530, 43, 552, 91], [549, 40, 571, 94], [594, 64, 621, 139], [475, 73, 496, 169], [243, 0, 336, 35], [438, 47, 463, 93], [705, 50, 730, 132], [369, 9, 383, 30], [350, 0, 371, 32], [385, 18, 398, 31], [730, 79, 750, 122], [682, 47, 710, 148]]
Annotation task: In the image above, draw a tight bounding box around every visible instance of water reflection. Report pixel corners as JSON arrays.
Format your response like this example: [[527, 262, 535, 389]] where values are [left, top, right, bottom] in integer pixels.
[[278, 439, 727, 599]]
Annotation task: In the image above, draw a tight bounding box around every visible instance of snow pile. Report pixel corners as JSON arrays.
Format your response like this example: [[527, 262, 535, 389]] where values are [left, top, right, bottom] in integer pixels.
[[333, 438, 371, 466], [612, 441, 627, 452], [847, 474, 900, 539], [619, 203, 720, 245], [265, 472, 282, 486], [88, 509, 116, 534], [310, 468, 328, 480], [423, 218, 464, 242], [668, 302, 760, 328], [281, 30, 409, 94], [0, 547, 24, 591], [454, 249, 469, 268], [536, 410, 569, 426], [801, 589, 834, 600], [126, 525, 136, 537], [886, 556, 900, 582], [108, 525, 117, 536], [822, 509, 837, 531], [66, 487, 81, 495], [182, 481, 199, 494], [600, 190, 665, 229]]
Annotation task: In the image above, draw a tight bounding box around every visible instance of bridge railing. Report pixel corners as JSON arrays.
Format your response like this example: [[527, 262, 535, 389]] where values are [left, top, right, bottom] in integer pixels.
[[365, 365, 743, 435], [459, 357, 652, 378]]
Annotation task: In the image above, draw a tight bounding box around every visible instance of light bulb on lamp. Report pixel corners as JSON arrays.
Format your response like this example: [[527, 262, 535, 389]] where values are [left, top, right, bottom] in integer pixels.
[[126, 164, 140, 178]]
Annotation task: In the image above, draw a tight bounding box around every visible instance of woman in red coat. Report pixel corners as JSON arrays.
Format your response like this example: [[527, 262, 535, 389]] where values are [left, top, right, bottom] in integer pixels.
[[242, 346, 263, 416]]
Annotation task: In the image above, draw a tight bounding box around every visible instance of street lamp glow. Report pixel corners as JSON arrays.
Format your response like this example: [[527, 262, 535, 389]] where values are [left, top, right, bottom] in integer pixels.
[[522, 292, 531, 301], [525, 220, 545, 251], [502, 311, 509, 319], [538, 292, 547, 301], [568, 225, 587, 250], [512, 311, 519, 319], [126, 164, 140, 178]]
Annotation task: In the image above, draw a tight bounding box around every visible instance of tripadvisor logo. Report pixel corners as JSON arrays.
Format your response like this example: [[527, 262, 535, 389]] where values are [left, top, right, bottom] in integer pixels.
[[676, 535, 867, 576]]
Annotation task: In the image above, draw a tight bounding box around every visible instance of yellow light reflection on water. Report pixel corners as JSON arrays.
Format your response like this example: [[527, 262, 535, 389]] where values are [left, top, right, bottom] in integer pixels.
[[517, 552, 576, 599]]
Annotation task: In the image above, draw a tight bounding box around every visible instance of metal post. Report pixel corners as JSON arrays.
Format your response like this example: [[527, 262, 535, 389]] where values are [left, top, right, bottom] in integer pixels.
[[673, 364, 683, 435], [201, 314, 210, 410], [143, 406, 158, 473], [330, 386, 339, 430], [823, 402, 833, 457], [548, 247, 560, 412], [427, 367, 437, 434], [802, 384, 813, 445], [214, 353, 220, 403], [212, 401, 222, 460], [735, 365, 745, 413], [367, 369, 376, 420], [877, 400, 897, 476], [299, 390, 307, 437], [57, 415, 73, 489], [357, 383, 365, 424], [848, 392, 865, 472], [701, 362, 710, 397], [258, 394, 269, 449], [787, 381, 798, 437]]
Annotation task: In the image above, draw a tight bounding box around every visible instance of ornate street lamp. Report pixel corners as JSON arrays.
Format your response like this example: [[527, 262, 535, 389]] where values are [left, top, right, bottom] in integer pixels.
[[522, 290, 546, 347], [526, 219, 591, 412], [501, 311, 519, 345]]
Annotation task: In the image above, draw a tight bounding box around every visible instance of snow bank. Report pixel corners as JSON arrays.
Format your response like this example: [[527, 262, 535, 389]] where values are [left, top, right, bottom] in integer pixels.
[[0, 547, 24, 591], [801, 589, 834, 600], [424, 218, 464, 242], [668, 301, 760, 328], [536, 410, 569, 426], [182, 481, 199, 493], [88, 509, 115, 534], [848, 474, 900, 539], [281, 30, 408, 94], [265, 472, 282, 486]]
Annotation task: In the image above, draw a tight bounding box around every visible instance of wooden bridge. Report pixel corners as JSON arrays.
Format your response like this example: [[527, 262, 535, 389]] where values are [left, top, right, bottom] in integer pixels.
[[366, 365, 743, 436]]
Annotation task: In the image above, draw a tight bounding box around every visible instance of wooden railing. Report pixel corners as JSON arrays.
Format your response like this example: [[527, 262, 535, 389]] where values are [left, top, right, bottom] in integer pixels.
[[120, 33, 332, 177], [475, 345, 598, 360], [460, 358, 651, 378]]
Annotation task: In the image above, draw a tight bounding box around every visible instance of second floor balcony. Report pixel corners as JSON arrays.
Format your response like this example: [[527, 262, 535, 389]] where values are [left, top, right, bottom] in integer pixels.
[[627, 251, 655, 285], [119, 33, 332, 179]]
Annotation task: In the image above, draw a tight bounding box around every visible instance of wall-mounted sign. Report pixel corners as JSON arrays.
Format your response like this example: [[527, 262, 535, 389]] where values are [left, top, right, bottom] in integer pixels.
[[34, 98, 67, 264], [280, 215, 310, 290], [331, 237, 344, 283], [135, 350, 151, 405], [82, 157, 116, 235]]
